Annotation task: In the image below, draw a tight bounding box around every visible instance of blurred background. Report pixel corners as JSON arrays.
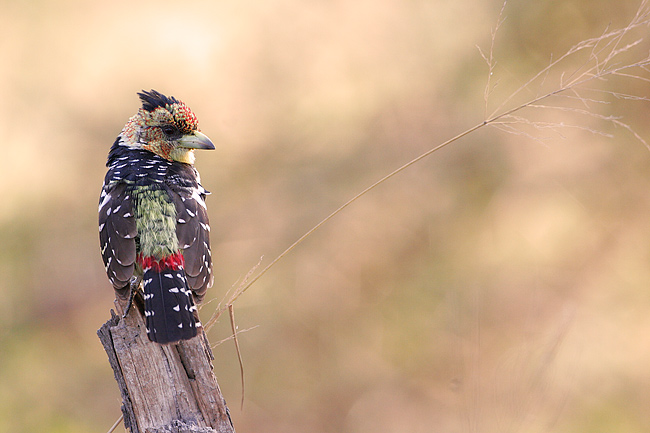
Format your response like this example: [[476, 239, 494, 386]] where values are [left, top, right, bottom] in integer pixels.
[[2, 0, 650, 432]]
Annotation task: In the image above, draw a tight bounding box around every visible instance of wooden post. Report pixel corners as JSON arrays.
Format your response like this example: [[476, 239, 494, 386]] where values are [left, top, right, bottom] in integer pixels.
[[98, 299, 235, 433]]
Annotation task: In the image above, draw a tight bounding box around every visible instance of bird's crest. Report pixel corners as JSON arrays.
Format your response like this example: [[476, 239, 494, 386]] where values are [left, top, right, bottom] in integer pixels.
[[138, 89, 179, 112]]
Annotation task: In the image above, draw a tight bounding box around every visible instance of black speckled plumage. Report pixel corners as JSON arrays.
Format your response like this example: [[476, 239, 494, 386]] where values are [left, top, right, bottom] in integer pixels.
[[99, 90, 214, 344]]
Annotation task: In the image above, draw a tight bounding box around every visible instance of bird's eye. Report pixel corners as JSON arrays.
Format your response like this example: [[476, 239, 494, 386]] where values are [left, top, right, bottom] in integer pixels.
[[161, 124, 179, 137]]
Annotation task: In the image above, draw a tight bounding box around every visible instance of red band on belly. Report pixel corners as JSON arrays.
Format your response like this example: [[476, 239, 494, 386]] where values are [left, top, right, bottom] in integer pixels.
[[137, 252, 185, 271]]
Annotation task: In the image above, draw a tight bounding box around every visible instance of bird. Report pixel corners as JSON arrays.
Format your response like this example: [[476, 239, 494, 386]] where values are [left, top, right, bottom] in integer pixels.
[[99, 90, 215, 344]]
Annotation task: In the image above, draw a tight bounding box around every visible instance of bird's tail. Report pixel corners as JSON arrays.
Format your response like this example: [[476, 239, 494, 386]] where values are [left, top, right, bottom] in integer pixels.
[[140, 253, 199, 344]]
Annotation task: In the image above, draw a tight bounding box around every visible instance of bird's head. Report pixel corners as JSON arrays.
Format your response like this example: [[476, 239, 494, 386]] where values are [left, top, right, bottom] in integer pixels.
[[120, 90, 214, 164]]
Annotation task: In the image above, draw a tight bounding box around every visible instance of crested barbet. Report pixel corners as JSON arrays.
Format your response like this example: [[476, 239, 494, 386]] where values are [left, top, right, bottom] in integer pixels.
[[99, 90, 215, 344]]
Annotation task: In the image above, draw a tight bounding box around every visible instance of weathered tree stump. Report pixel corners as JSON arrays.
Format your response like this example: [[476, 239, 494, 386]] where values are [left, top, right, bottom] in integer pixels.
[[98, 299, 234, 433]]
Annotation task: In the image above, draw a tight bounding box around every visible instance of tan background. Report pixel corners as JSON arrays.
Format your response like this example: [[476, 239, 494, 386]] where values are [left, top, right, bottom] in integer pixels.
[[1, 0, 650, 432]]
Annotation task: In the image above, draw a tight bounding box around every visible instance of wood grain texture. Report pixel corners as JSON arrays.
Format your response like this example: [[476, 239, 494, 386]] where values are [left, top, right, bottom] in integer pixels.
[[98, 301, 234, 433]]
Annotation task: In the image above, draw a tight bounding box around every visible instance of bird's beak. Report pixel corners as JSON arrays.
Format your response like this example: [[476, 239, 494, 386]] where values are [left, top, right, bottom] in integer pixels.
[[178, 131, 215, 150]]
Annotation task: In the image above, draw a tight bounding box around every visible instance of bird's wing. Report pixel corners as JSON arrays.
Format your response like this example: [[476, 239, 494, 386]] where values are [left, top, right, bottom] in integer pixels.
[[168, 168, 213, 302], [99, 181, 137, 297]]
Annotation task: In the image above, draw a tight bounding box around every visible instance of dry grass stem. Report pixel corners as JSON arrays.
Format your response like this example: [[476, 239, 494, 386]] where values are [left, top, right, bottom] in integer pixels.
[[204, 256, 263, 332], [212, 0, 650, 322], [211, 325, 259, 348], [204, 2, 650, 408], [106, 414, 123, 433], [489, 2, 650, 121], [479, 0, 508, 118], [229, 304, 246, 411]]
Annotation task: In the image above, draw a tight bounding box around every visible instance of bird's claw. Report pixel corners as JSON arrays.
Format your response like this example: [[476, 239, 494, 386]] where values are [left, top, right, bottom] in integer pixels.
[[122, 276, 141, 318]]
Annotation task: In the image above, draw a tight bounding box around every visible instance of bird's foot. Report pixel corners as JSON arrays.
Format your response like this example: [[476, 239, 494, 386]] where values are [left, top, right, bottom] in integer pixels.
[[122, 276, 142, 318]]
